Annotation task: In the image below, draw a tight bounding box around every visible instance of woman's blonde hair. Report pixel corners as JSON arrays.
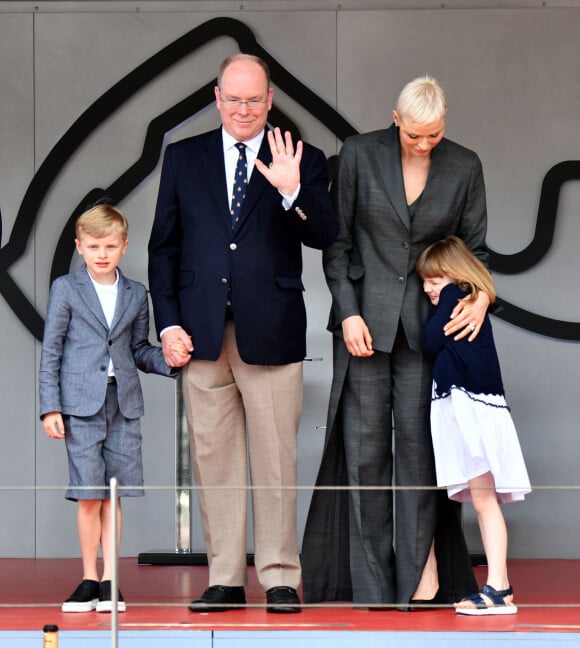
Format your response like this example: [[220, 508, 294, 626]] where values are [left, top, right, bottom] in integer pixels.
[[396, 75, 447, 124], [416, 236, 495, 304]]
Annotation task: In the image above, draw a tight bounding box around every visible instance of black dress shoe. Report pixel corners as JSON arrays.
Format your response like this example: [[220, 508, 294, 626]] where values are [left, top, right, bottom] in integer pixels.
[[188, 585, 246, 612], [266, 586, 302, 613]]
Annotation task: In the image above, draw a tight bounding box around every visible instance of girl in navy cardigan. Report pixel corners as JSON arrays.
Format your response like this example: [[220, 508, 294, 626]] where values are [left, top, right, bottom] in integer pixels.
[[416, 236, 530, 616]]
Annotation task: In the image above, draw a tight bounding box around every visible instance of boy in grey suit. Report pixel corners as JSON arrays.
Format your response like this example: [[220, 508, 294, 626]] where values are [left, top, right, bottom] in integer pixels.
[[39, 205, 178, 613]]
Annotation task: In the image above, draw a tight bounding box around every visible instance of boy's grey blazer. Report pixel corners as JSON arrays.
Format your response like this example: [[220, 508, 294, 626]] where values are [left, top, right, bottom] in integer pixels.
[[39, 265, 176, 420]]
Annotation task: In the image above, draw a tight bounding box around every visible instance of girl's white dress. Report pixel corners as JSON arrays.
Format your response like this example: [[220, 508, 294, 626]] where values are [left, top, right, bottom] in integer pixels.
[[430, 386, 530, 503], [423, 284, 531, 504]]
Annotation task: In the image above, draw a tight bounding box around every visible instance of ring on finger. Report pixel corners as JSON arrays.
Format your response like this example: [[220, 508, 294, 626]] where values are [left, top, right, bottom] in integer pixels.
[[469, 323, 476, 331]]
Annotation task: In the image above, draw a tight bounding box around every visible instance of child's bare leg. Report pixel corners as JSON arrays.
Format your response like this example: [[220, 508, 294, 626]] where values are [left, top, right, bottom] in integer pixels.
[[100, 498, 122, 581], [455, 472, 512, 609], [77, 499, 103, 581]]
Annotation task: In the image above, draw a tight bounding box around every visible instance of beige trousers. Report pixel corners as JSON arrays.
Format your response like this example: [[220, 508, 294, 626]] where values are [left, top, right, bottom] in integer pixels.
[[181, 321, 303, 591]]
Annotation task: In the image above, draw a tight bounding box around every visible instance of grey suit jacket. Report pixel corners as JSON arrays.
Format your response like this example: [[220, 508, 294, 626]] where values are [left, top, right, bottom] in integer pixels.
[[324, 123, 488, 354], [39, 265, 177, 420]]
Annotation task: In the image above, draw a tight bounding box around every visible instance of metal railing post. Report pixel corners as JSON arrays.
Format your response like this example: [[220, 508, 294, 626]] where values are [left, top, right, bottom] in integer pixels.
[[110, 477, 119, 648]]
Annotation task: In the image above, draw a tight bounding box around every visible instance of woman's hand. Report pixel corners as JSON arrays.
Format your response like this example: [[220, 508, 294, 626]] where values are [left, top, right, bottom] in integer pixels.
[[342, 315, 374, 357], [444, 291, 490, 341]]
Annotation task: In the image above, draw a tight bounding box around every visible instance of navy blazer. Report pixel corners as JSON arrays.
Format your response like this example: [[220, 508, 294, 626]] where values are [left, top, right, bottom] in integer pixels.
[[148, 128, 337, 365], [39, 265, 177, 419]]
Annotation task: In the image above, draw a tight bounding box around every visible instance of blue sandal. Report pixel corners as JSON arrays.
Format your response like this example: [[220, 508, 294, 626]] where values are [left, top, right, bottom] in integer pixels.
[[456, 584, 517, 616]]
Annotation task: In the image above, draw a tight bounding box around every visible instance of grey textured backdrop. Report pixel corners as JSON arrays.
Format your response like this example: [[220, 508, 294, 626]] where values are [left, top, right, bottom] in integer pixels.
[[0, 1, 579, 559]]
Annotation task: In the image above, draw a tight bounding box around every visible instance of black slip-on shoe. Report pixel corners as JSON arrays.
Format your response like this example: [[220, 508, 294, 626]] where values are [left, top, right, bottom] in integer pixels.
[[61, 579, 100, 613]]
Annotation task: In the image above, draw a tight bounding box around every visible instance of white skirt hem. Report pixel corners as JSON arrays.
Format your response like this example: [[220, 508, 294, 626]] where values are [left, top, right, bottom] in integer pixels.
[[430, 384, 531, 504]]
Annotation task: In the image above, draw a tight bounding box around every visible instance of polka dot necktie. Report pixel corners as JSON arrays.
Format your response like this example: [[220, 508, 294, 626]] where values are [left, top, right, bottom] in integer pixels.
[[230, 143, 248, 229]]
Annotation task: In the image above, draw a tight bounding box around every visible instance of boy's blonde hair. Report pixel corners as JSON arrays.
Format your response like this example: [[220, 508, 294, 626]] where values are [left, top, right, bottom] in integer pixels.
[[416, 236, 495, 304], [75, 204, 128, 240]]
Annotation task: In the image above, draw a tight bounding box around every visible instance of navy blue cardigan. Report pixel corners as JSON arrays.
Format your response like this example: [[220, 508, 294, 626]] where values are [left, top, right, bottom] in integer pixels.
[[421, 284, 504, 398]]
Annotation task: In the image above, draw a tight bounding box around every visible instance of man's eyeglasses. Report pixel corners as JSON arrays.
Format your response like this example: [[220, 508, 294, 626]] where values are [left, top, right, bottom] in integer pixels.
[[219, 95, 268, 109]]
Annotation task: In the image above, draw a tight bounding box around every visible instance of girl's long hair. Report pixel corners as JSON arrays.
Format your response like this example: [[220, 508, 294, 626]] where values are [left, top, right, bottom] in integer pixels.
[[416, 236, 495, 304]]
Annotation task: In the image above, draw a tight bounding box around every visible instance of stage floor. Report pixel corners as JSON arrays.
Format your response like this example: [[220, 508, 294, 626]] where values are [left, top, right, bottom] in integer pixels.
[[1, 557, 580, 636]]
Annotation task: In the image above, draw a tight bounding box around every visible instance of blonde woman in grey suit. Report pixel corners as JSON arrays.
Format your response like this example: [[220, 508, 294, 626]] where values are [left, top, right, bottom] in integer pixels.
[[302, 76, 491, 608]]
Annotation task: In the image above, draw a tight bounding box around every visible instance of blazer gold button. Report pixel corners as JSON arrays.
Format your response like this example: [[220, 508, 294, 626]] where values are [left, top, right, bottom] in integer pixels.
[[294, 206, 307, 221]]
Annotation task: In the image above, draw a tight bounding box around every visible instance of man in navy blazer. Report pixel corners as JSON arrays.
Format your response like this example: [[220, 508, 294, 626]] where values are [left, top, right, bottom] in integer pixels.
[[148, 53, 336, 613]]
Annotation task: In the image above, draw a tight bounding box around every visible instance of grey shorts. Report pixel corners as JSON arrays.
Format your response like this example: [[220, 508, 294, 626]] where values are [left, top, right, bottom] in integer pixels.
[[63, 382, 144, 501]]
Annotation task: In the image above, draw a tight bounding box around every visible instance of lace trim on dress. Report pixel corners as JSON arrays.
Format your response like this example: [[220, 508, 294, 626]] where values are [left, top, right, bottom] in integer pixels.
[[432, 384, 510, 411]]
